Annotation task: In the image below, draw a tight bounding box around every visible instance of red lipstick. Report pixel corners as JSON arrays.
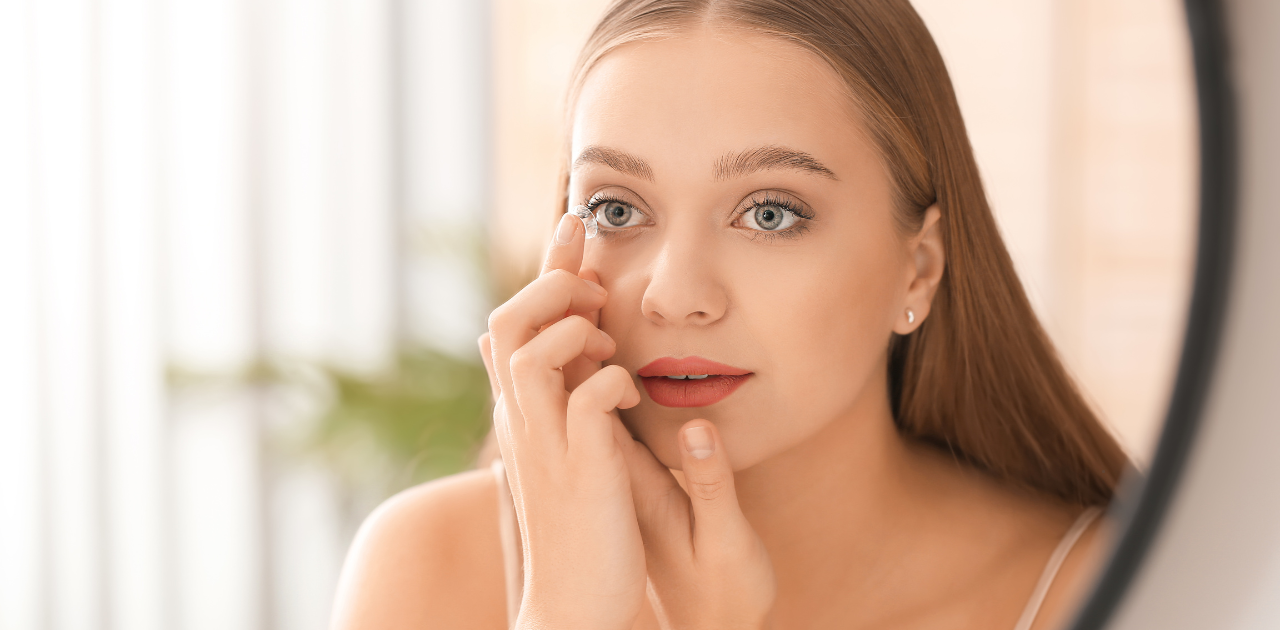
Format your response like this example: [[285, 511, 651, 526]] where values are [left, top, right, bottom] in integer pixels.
[[637, 357, 752, 408]]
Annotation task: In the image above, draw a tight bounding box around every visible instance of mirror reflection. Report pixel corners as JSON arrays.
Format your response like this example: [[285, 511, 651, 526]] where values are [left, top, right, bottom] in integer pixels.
[[358, 1, 1196, 628], [0, 0, 1193, 629]]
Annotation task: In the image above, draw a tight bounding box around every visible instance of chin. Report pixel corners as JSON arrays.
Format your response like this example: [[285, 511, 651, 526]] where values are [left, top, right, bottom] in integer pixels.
[[619, 405, 687, 467], [620, 402, 779, 472]]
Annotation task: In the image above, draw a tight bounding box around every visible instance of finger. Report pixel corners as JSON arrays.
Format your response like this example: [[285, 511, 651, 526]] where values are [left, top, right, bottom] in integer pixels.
[[575, 268, 604, 328], [563, 269, 605, 390], [478, 333, 500, 401], [491, 397, 526, 517], [565, 365, 640, 459], [562, 354, 602, 392], [541, 212, 585, 276], [492, 394, 512, 459], [488, 270, 607, 400], [509, 316, 617, 445], [490, 271, 607, 345], [617, 421, 692, 559], [492, 394, 516, 469], [677, 420, 753, 554], [510, 315, 615, 396]]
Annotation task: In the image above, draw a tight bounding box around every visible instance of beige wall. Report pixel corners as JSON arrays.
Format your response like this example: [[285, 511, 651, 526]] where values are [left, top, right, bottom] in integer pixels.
[[490, 0, 606, 294], [912, 0, 1197, 462], [490, 0, 1197, 463]]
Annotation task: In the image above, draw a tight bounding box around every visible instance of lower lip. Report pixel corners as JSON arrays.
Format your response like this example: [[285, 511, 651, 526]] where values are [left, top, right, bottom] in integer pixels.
[[640, 374, 751, 408]]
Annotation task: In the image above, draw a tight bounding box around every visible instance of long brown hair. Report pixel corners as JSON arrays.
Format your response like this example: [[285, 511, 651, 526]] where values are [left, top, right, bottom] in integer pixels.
[[560, 0, 1129, 506]]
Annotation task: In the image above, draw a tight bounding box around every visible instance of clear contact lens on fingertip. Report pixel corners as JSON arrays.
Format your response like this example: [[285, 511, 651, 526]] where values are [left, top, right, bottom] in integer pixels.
[[570, 205, 599, 239]]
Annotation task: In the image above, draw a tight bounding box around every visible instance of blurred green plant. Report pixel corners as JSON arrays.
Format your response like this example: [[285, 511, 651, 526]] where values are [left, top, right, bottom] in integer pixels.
[[167, 347, 494, 502], [166, 222, 523, 506], [301, 349, 493, 491]]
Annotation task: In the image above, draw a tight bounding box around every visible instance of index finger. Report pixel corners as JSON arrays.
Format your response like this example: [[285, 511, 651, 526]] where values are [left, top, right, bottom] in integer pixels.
[[541, 212, 585, 277]]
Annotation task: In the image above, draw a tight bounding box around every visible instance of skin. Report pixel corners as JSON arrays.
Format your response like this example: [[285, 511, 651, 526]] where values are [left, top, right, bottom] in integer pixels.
[[331, 26, 1110, 630]]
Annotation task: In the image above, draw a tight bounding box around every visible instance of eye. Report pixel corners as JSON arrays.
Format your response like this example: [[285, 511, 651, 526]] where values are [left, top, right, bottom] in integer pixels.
[[735, 198, 811, 234], [731, 192, 815, 240], [741, 204, 798, 231], [591, 199, 647, 229]]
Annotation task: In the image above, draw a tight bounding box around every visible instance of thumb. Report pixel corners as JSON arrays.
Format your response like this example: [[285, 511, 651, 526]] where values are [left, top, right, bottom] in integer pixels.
[[678, 420, 751, 552]]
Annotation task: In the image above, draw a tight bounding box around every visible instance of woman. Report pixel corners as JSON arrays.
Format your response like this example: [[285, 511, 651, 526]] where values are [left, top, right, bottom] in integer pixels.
[[331, 1, 1129, 628]]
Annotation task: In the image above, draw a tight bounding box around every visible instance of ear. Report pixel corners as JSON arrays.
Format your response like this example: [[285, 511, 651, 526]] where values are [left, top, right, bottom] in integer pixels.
[[893, 204, 945, 335]]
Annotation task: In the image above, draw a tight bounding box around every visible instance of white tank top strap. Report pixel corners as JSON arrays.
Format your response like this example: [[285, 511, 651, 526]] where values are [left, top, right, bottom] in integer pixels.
[[1011, 506, 1104, 630], [491, 459, 524, 629]]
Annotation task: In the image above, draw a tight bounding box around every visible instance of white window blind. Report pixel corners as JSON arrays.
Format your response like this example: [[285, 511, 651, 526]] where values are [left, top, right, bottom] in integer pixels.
[[0, 1, 490, 629]]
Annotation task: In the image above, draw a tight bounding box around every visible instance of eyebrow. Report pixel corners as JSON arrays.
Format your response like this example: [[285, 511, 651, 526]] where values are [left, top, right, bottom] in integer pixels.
[[713, 145, 838, 181], [571, 144, 838, 182], [573, 145, 655, 182]]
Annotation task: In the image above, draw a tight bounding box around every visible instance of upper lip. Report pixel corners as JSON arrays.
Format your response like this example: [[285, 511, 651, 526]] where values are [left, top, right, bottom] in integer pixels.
[[637, 356, 752, 377]]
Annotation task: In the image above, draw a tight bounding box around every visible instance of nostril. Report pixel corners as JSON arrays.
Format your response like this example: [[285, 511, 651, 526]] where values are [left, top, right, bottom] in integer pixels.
[[640, 258, 729, 325]]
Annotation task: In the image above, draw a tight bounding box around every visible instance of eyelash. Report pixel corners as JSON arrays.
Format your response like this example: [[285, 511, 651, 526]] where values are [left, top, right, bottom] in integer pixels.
[[581, 190, 816, 241], [584, 192, 630, 213], [733, 192, 815, 242], [583, 192, 644, 239]]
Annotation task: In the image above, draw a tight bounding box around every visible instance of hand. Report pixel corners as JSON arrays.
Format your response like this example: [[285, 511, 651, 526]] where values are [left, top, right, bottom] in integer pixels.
[[480, 213, 648, 630], [619, 420, 777, 630]]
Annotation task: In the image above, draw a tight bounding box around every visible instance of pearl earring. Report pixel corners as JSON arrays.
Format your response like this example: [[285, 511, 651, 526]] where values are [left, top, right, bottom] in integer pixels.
[[906, 308, 915, 325]]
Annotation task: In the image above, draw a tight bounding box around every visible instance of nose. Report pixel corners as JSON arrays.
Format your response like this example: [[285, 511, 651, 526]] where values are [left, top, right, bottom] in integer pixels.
[[640, 232, 728, 327]]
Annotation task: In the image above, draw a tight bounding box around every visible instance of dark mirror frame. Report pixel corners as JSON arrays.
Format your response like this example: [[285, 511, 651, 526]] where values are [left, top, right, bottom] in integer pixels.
[[1069, 0, 1237, 627]]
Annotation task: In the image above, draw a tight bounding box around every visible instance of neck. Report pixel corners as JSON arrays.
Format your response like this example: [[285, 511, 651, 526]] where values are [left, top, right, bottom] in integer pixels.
[[732, 367, 928, 602]]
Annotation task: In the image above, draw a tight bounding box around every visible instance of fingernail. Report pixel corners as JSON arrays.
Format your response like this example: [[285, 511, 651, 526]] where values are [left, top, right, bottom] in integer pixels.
[[683, 426, 714, 460], [555, 213, 578, 245], [598, 328, 614, 344], [586, 280, 607, 296]]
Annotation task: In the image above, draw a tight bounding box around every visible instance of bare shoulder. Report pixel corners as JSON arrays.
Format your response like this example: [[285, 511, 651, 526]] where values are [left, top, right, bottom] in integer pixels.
[[1029, 511, 1113, 630], [950, 465, 1114, 630], [329, 468, 508, 630], [906, 442, 1113, 629]]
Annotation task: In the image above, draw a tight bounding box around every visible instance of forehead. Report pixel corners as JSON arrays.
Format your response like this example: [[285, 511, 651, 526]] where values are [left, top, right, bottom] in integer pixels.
[[571, 27, 864, 172]]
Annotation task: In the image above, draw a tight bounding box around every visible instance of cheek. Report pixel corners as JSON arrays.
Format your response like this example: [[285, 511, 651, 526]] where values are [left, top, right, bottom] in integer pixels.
[[736, 242, 902, 415], [581, 247, 647, 341]]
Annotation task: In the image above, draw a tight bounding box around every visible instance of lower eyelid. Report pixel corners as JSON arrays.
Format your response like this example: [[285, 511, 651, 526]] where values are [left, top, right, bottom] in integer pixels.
[[746, 224, 810, 242]]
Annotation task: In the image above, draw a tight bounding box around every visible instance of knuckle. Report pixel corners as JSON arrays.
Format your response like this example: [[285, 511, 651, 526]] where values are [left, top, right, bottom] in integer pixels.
[[602, 364, 629, 379], [545, 268, 576, 286], [597, 365, 632, 388], [687, 474, 727, 500], [565, 389, 591, 416], [508, 346, 540, 377], [585, 365, 623, 389], [561, 314, 592, 333], [486, 304, 509, 332], [553, 269, 596, 296], [567, 372, 611, 410]]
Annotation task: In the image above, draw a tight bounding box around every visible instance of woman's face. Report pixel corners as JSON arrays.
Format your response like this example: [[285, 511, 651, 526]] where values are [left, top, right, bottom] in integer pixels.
[[571, 28, 929, 470]]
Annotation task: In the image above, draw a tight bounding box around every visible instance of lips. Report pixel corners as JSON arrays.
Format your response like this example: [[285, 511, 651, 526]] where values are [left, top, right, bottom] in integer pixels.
[[637, 356, 752, 408]]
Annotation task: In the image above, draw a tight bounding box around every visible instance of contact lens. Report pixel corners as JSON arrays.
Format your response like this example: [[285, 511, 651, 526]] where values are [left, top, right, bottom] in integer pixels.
[[570, 205, 599, 239]]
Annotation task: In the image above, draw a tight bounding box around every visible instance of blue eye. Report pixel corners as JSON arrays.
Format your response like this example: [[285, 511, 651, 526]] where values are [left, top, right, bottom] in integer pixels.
[[588, 198, 647, 230], [598, 201, 635, 227], [741, 204, 800, 232]]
